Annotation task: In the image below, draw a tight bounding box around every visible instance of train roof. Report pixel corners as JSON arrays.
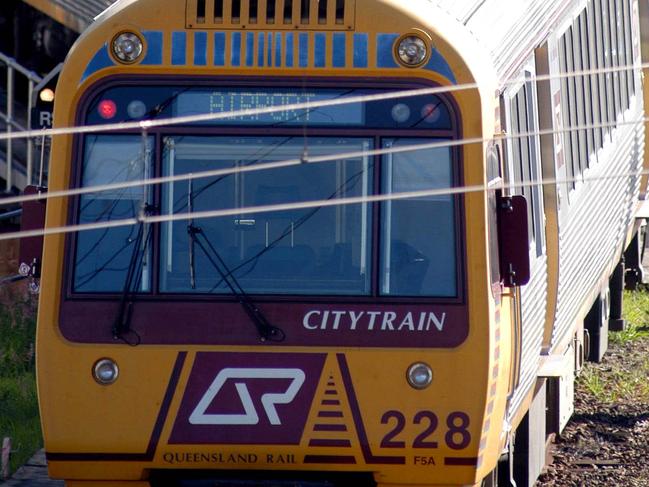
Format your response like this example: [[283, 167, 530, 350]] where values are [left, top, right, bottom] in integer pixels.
[[433, 0, 572, 82]]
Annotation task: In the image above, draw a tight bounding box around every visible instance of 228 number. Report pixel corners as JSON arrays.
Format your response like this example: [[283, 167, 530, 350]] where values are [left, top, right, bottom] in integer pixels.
[[380, 410, 471, 450]]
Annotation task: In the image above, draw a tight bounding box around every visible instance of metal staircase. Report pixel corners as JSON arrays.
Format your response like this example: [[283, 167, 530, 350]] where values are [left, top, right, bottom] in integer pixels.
[[0, 51, 45, 194]]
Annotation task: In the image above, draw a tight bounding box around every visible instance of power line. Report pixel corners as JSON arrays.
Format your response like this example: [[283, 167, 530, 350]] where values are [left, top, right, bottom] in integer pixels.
[[0, 164, 644, 243], [0, 60, 643, 144], [0, 59, 643, 240], [0, 109, 645, 209]]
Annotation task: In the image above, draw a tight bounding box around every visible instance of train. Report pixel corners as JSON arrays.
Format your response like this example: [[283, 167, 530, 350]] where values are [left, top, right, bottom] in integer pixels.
[[28, 0, 649, 485]]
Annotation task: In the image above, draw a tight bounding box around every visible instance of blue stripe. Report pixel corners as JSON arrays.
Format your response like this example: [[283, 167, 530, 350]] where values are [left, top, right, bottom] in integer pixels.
[[299, 33, 308, 68], [332, 33, 346, 67], [425, 49, 457, 83], [258, 33, 265, 67], [377, 33, 399, 68], [285, 33, 294, 67], [194, 31, 207, 65], [214, 32, 225, 66], [246, 32, 254, 66], [275, 33, 282, 67], [267, 33, 272, 66], [314, 33, 326, 68], [171, 32, 186, 65], [81, 44, 115, 82], [141, 31, 163, 65], [231, 32, 241, 66], [353, 33, 368, 68]]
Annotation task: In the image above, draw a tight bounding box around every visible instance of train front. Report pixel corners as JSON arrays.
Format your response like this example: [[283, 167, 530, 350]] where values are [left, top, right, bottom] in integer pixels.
[[37, 0, 510, 485]]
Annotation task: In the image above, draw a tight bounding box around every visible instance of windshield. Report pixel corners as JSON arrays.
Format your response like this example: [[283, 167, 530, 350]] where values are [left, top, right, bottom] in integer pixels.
[[72, 85, 460, 298], [160, 136, 373, 295], [73, 135, 153, 292]]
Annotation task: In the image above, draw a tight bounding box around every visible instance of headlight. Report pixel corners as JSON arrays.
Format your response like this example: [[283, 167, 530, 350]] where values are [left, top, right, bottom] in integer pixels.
[[396, 35, 428, 67], [407, 362, 433, 389], [112, 32, 144, 64], [93, 358, 119, 385]]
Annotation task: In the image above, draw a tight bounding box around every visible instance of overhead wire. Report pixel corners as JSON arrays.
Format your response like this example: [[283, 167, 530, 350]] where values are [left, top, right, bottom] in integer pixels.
[[0, 60, 643, 145], [0, 61, 646, 242], [0, 162, 646, 243], [0, 104, 645, 208]]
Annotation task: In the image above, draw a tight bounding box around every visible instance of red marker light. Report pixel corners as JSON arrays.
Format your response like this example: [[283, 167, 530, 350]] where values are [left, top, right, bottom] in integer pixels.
[[98, 100, 117, 119], [421, 103, 440, 123]]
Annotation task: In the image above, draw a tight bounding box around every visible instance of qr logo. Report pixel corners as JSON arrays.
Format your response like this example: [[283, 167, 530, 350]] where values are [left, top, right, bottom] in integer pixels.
[[189, 368, 306, 426]]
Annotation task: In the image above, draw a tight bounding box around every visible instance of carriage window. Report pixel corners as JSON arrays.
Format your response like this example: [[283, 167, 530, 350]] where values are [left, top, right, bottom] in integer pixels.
[[506, 72, 545, 258], [159, 136, 373, 295], [380, 139, 457, 297], [73, 135, 153, 292]]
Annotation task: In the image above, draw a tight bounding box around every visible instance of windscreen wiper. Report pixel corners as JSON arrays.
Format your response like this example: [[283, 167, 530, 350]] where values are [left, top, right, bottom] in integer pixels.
[[187, 180, 196, 289], [113, 203, 154, 344], [187, 223, 284, 342], [186, 180, 283, 342]]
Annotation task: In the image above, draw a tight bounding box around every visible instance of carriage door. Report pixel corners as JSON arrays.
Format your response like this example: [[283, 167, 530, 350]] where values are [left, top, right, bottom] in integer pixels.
[[501, 58, 547, 410]]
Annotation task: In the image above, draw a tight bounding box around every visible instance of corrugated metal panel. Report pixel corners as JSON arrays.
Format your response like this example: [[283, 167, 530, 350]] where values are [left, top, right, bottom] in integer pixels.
[[22, 0, 118, 32], [53, 0, 116, 21], [429, 0, 486, 23], [551, 105, 644, 348]]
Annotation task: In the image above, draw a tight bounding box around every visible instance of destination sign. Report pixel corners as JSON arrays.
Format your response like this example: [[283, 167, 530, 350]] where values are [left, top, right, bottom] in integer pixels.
[[174, 90, 365, 126]]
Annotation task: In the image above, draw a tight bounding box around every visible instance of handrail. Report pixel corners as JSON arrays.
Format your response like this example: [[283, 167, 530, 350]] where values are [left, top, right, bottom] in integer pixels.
[[0, 52, 42, 83], [0, 52, 44, 193]]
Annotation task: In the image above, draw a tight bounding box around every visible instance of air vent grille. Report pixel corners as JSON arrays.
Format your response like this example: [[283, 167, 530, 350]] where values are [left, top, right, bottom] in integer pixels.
[[186, 0, 355, 30]]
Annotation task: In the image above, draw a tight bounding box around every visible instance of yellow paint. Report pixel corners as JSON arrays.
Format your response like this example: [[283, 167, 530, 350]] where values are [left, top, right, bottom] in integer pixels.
[[38, 0, 511, 485]]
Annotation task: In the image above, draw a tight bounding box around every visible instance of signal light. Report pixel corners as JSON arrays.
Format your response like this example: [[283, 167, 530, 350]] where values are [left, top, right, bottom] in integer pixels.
[[127, 100, 147, 119], [98, 99, 117, 120], [39, 88, 55, 103], [421, 103, 440, 123], [391, 103, 411, 123]]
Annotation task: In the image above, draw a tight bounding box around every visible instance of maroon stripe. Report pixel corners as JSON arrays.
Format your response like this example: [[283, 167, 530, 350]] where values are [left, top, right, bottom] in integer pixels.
[[486, 400, 494, 415], [491, 366, 499, 379], [146, 351, 187, 456], [47, 351, 187, 462], [321, 399, 340, 406], [324, 389, 338, 395], [327, 382, 336, 386], [318, 411, 344, 418], [308, 439, 351, 447], [444, 457, 478, 466], [304, 455, 356, 464], [484, 419, 491, 432], [336, 354, 405, 465], [314, 424, 347, 432]]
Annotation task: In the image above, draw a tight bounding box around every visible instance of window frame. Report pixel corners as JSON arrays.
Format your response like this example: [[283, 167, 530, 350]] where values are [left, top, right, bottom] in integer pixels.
[[502, 62, 546, 260], [65, 77, 466, 303]]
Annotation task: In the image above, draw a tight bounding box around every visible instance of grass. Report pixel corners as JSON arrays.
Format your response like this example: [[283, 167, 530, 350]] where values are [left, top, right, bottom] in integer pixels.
[[0, 284, 41, 476], [579, 289, 649, 404], [610, 289, 649, 345]]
